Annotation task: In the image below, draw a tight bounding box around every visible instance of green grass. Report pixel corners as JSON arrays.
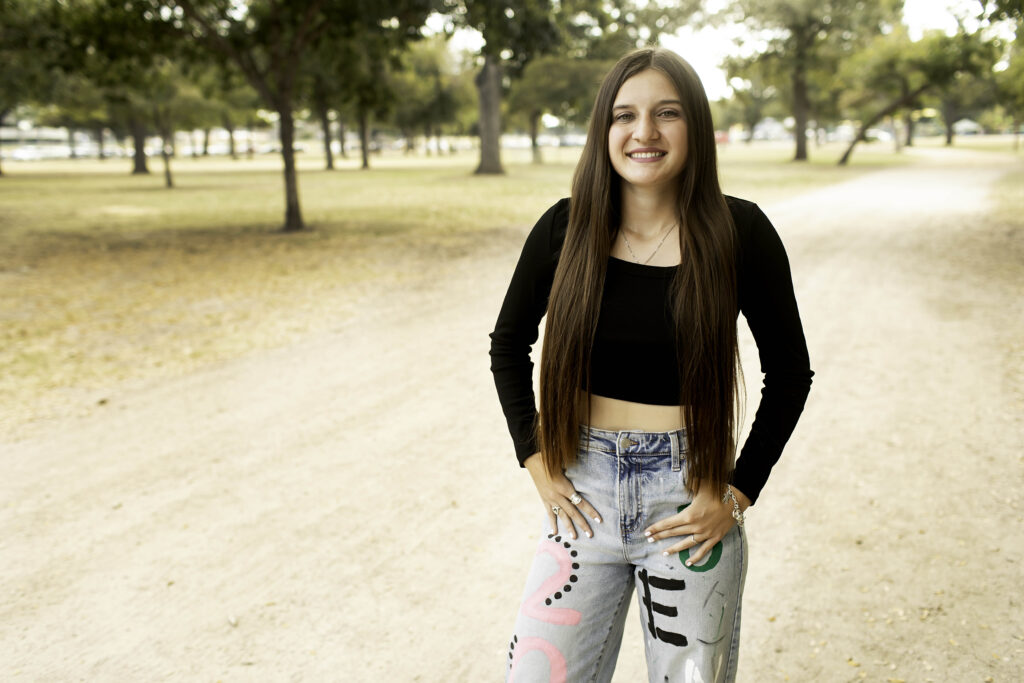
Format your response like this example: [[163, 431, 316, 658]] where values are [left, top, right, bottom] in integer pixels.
[[0, 142, 926, 430]]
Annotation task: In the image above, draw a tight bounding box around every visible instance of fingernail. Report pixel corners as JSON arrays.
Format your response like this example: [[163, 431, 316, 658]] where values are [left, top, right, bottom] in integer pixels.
[[647, 536, 654, 543], [685, 559, 693, 566], [662, 551, 669, 556], [593, 517, 602, 523], [643, 530, 651, 537], [585, 531, 592, 538]]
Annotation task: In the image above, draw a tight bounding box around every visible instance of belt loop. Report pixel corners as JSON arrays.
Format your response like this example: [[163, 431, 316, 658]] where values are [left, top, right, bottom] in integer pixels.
[[670, 431, 681, 472]]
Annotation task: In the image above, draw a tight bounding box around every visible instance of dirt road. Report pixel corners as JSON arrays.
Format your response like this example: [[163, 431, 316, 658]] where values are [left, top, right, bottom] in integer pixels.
[[2, 147, 1021, 681]]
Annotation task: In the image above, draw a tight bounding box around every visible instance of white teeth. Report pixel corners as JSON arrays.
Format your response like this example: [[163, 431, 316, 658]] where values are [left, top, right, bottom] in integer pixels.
[[628, 152, 665, 159]]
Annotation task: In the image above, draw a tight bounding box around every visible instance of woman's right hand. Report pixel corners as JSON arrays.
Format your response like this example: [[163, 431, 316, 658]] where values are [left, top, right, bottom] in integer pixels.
[[524, 452, 601, 540]]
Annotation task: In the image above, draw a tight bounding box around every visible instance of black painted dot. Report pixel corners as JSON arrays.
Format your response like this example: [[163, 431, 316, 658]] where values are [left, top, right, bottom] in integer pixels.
[[570, 550, 578, 557], [545, 598, 552, 605], [509, 652, 513, 659], [570, 575, 578, 582], [563, 542, 571, 548], [513, 635, 517, 643], [563, 584, 572, 592], [554, 536, 561, 542], [554, 592, 562, 599], [572, 562, 580, 569], [547, 533, 554, 539]]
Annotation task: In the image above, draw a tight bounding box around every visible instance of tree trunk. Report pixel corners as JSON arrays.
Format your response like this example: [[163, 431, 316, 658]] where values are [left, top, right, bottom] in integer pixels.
[[95, 126, 106, 160], [130, 118, 149, 174], [0, 109, 7, 176], [203, 128, 211, 156], [278, 106, 305, 231], [191, 130, 201, 158], [745, 114, 758, 143], [905, 116, 914, 147], [791, 37, 809, 162], [225, 119, 237, 159], [358, 105, 370, 170], [68, 127, 77, 159], [529, 111, 542, 164], [423, 124, 431, 155], [944, 120, 954, 146], [474, 53, 505, 174], [246, 118, 255, 159], [160, 132, 174, 188], [337, 117, 348, 158], [318, 106, 334, 170], [891, 116, 901, 153], [1014, 118, 1020, 151], [839, 84, 931, 165]]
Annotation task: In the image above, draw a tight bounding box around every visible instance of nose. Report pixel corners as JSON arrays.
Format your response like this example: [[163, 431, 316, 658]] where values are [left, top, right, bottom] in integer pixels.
[[632, 112, 659, 142]]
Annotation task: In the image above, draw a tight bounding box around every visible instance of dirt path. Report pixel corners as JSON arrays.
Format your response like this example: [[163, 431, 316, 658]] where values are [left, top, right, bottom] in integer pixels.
[[2, 147, 1021, 681]]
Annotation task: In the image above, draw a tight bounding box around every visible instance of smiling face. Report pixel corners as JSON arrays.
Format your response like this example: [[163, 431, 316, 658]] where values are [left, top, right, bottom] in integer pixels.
[[607, 68, 688, 192]]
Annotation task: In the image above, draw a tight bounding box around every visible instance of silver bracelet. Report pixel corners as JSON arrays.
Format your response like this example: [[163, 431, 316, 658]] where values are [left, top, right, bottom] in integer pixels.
[[722, 485, 745, 527]]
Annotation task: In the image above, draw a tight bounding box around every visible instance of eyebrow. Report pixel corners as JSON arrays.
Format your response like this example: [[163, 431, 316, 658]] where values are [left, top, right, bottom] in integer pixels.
[[612, 99, 683, 109]]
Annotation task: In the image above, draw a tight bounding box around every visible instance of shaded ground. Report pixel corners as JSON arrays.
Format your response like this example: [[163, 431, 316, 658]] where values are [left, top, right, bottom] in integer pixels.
[[1, 146, 1022, 681]]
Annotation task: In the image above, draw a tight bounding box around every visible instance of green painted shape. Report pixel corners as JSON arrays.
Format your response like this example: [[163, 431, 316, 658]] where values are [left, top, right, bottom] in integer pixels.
[[676, 503, 722, 572]]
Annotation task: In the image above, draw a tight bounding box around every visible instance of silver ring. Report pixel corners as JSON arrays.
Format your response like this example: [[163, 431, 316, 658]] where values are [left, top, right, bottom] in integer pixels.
[[569, 493, 582, 505], [551, 505, 561, 515]]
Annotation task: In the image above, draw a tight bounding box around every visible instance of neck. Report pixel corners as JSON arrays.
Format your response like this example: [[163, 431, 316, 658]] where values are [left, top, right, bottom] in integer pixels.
[[619, 182, 679, 238]]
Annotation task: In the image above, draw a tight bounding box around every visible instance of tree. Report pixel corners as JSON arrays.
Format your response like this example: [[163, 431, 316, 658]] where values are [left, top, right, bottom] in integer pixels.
[[0, 0, 61, 176], [454, 0, 562, 174], [140, 0, 438, 230], [723, 54, 784, 143], [995, 43, 1024, 148], [836, 28, 998, 164], [933, 70, 997, 145], [722, 0, 902, 161], [507, 54, 612, 162], [389, 34, 463, 156], [34, 71, 108, 159]]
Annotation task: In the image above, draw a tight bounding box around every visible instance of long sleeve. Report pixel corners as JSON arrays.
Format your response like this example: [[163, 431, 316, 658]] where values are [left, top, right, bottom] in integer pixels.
[[730, 199, 814, 503], [489, 198, 569, 466]]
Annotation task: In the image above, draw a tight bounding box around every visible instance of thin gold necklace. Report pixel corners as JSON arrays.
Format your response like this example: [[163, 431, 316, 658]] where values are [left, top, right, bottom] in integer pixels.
[[621, 222, 678, 265]]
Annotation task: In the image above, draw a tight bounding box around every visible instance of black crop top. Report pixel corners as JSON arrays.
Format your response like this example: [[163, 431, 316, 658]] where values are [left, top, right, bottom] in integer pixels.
[[488, 196, 813, 503]]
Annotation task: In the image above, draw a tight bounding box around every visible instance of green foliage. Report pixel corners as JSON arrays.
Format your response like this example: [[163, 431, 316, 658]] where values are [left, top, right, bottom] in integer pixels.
[[0, 0, 65, 116], [721, 0, 904, 158], [507, 54, 613, 126], [994, 42, 1024, 124], [389, 34, 471, 138], [457, 0, 562, 73], [723, 54, 787, 138]]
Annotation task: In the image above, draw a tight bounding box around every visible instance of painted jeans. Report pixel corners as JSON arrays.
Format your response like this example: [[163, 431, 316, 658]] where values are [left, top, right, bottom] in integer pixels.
[[506, 426, 748, 683]]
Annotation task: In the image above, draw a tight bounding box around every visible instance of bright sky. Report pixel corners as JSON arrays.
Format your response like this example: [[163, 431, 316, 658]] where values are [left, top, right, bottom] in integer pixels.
[[436, 0, 993, 101]]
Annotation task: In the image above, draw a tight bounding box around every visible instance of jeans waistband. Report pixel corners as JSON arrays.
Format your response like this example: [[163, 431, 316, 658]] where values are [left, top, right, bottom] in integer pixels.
[[578, 424, 687, 457]]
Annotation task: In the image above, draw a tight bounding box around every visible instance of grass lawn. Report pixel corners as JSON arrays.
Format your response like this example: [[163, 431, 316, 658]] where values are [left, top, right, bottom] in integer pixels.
[[0, 142, 921, 430]]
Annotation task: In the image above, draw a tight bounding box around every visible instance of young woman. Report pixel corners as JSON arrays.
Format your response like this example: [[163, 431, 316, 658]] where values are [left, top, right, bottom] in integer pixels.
[[489, 47, 813, 682]]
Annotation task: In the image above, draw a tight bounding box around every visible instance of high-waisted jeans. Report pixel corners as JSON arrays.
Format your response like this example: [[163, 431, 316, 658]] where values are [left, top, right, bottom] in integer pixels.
[[506, 426, 748, 683]]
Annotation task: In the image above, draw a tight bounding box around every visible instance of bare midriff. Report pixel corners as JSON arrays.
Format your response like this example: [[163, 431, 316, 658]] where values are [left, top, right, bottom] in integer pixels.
[[582, 392, 685, 432]]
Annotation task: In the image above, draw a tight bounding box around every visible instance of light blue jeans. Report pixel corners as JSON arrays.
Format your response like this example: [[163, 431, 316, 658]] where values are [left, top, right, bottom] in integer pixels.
[[506, 426, 748, 683]]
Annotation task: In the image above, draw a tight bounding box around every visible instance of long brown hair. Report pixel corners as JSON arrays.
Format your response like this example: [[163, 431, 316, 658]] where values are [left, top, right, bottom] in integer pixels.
[[537, 47, 740, 496]]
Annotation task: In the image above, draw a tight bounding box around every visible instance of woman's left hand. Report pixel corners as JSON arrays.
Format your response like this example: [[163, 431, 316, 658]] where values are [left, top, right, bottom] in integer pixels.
[[643, 484, 751, 566]]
